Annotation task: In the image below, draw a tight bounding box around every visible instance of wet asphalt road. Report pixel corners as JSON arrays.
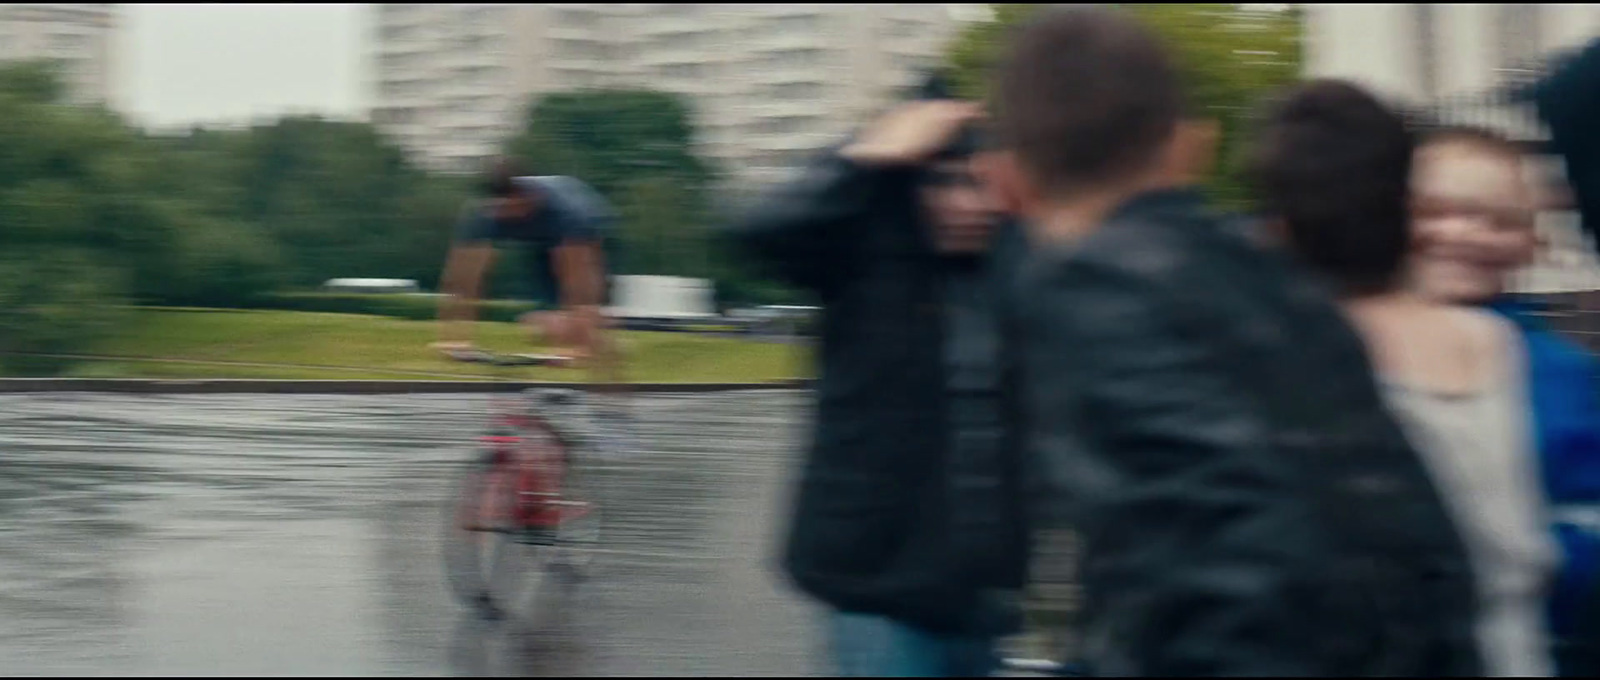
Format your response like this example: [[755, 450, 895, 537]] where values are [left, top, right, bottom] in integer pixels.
[[0, 390, 825, 677]]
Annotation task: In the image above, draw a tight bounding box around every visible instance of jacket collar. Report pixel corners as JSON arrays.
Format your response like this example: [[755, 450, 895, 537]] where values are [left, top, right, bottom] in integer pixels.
[[1106, 186, 1209, 224]]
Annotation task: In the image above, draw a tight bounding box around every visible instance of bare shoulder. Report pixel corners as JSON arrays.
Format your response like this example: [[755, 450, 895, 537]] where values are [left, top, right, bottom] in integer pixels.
[[1452, 306, 1519, 347]]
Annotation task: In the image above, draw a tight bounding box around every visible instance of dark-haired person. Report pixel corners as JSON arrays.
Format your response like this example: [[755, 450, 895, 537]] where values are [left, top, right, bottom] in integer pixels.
[[984, 8, 1481, 676], [1525, 37, 1600, 253], [1406, 124, 1600, 677], [1254, 79, 1557, 677], [723, 80, 1031, 676], [433, 159, 621, 379]]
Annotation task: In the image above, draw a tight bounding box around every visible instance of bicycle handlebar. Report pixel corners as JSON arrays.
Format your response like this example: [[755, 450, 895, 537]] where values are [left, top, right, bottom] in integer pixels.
[[1000, 657, 1079, 676], [445, 348, 574, 368]]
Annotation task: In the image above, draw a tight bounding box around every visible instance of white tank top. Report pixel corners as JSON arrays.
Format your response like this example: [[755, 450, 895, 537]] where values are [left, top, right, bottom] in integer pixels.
[[1378, 313, 1559, 677]]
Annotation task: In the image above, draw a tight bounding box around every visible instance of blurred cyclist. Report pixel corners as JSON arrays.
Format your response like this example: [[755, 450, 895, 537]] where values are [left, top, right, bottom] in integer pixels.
[[433, 157, 622, 387]]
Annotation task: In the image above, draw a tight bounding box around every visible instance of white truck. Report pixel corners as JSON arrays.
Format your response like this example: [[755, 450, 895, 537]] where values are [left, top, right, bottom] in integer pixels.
[[604, 275, 725, 331]]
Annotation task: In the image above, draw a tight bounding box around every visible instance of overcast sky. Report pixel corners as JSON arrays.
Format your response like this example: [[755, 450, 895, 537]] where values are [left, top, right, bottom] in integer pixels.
[[121, 4, 366, 129], [114, 4, 1059, 130], [114, 5, 1296, 130]]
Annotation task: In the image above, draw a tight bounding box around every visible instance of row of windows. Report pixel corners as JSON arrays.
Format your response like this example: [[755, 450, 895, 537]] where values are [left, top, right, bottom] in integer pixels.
[[752, 47, 827, 71], [553, 39, 618, 62], [381, 27, 504, 52], [381, 70, 504, 96], [657, 4, 701, 20], [0, 28, 96, 53], [1495, 5, 1543, 77], [748, 116, 820, 137], [633, 13, 827, 51], [552, 7, 603, 30], [766, 82, 824, 100], [751, 147, 818, 171], [642, 29, 723, 53], [880, 18, 925, 39], [455, 5, 506, 30], [456, 32, 505, 53], [771, 14, 822, 35], [1412, 5, 1547, 100], [395, 134, 841, 177], [656, 63, 708, 81]]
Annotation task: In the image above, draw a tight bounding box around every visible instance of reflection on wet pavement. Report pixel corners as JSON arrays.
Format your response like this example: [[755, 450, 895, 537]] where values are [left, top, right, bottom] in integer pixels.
[[0, 391, 820, 676]]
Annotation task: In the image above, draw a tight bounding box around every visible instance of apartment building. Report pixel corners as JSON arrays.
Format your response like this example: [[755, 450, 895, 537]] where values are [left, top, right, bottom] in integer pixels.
[[369, 4, 966, 185], [1306, 4, 1600, 106], [1306, 3, 1600, 293], [0, 3, 117, 106]]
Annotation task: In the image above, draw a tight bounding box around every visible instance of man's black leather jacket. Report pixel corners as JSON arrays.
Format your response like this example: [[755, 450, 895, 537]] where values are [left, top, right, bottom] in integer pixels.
[[1015, 189, 1484, 676], [721, 150, 1030, 635]]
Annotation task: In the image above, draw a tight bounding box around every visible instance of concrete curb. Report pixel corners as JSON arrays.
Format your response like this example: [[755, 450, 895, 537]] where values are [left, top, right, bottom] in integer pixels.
[[0, 379, 815, 395]]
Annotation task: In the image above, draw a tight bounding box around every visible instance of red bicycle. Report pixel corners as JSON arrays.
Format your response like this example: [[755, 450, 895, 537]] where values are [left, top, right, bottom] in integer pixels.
[[441, 350, 604, 621]]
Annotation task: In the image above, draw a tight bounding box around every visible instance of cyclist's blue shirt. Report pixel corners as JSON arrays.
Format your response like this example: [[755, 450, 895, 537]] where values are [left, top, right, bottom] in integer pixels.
[[455, 175, 617, 306], [456, 175, 616, 245]]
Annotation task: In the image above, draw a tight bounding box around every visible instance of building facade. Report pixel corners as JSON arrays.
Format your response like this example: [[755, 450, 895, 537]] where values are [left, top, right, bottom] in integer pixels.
[[1306, 4, 1600, 107], [369, 4, 966, 185], [0, 3, 117, 106], [1306, 3, 1600, 294]]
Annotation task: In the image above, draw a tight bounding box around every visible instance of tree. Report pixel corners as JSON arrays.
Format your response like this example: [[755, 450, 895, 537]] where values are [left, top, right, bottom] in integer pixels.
[[504, 89, 720, 280], [0, 250, 125, 376], [507, 90, 711, 198], [617, 176, 702, 277], [946, 4, 1044, 101], [0, 62, 134, 374], [226, 116, 460, 289], [146, 115, 468, 296], [1128, 4, 1303, 208], [943, 4, 1304, 209], [0, 60, 504, 376]]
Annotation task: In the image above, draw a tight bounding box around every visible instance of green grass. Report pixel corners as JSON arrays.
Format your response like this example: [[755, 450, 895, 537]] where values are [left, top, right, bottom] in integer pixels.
[[42, 307, 810, 383]]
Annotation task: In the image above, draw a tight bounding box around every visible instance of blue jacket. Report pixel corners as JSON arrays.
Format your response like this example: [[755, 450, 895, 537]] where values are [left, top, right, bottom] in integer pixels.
[[1492, 299, 1600, 639]]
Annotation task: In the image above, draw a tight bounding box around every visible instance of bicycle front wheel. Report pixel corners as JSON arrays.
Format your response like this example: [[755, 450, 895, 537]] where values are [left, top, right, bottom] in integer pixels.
[[442, 448, 531, 619]]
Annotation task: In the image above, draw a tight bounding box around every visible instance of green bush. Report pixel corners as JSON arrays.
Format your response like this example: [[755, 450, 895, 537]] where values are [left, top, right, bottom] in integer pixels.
[[0, 251, 127, 376], [713, 276, 807, 309], [261, 292, 542, 322]]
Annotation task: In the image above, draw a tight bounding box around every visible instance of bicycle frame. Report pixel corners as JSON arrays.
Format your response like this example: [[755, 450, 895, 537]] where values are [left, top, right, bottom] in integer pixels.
[[484, 396, 579, 528], [454, 348, 587, 533]]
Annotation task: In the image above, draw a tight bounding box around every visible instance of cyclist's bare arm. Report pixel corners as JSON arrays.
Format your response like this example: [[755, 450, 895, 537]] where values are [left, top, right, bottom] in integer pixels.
[[436, 243, 496, 350], [553, 238, 604, 314], [552, 238, 623, 386]]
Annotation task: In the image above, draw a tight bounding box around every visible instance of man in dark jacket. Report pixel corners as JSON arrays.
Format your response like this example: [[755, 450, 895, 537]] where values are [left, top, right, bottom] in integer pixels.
[[1525, 37, 1600, 250], [722, 85, 1030, 676], [1519, 36, 1600, 676], [983, 8, 1483, 676]]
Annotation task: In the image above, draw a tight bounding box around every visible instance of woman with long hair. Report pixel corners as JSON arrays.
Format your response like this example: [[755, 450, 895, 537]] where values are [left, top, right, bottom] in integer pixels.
[[1250, 79, 1560, 677]]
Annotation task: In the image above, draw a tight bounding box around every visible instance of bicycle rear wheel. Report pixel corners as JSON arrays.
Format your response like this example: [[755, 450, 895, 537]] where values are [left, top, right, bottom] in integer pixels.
[[544, 437, 603, 581]]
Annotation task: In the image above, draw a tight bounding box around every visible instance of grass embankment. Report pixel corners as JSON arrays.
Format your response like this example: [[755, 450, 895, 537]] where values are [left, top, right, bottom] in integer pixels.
[[41, 308, 808, 382]]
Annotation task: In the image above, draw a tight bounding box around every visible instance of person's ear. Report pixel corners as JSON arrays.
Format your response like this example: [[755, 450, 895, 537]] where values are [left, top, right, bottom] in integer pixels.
[[1260, 216, 1292, 249], [973, 150, 1034, 217], [1168, 118, 1221, 183]]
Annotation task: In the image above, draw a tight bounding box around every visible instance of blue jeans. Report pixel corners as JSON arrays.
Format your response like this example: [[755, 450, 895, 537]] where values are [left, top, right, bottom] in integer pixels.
[[826, 611, 1000, 677]]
